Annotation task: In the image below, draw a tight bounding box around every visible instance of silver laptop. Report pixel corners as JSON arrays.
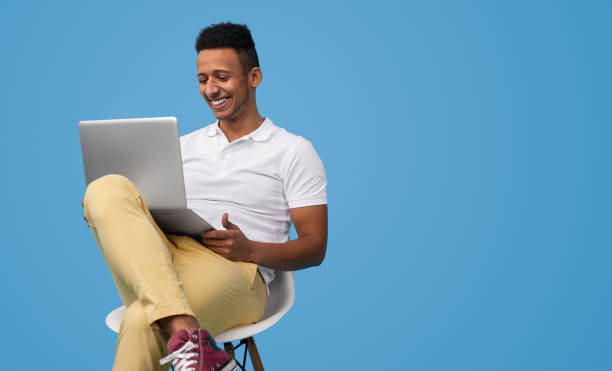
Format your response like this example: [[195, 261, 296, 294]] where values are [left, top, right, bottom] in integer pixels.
[[78, 117, 214, 238]]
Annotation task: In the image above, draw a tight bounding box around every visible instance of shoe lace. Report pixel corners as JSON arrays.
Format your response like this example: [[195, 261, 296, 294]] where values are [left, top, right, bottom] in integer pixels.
[[159, 340, 199, 371]]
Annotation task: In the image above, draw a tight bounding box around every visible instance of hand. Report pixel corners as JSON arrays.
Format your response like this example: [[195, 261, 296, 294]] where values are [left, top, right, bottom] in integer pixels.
[[82, 200, 90, 227], [201, 213, 254, 262]]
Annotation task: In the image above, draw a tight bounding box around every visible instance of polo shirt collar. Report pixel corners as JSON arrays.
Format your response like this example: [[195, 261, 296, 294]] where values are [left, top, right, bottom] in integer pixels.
[[206, 122, 222, 137], [249, 118, 274, 142], [205, 118, 274, 142]]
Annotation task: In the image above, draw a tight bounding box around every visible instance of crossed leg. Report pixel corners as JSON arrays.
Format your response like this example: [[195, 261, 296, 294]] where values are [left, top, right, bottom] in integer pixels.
[[83, 174, 266, 371]]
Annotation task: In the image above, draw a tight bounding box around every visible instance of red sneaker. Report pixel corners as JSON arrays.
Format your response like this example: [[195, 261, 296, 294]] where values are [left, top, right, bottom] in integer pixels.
[[160, 328, 237, 371]]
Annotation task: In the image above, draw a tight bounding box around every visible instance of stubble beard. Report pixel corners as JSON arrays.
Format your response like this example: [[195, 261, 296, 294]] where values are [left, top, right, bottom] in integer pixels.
[[223, 84, 251, 122]]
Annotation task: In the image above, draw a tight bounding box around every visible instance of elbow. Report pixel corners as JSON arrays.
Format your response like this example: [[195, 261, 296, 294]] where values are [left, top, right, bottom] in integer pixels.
[[312, 255, 324, 267], [312, 243, 327, 267]]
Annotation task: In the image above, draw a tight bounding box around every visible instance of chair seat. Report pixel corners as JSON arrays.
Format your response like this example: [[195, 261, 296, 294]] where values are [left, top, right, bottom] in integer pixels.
[[105, 271, 295, 343]]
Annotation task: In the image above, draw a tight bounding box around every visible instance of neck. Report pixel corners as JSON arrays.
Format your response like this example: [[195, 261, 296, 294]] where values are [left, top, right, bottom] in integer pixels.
[[218, 101, 263, 142]]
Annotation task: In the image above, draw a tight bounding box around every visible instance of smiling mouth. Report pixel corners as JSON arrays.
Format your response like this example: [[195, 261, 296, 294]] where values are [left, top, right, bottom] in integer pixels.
[[210, 97, 231, 109]]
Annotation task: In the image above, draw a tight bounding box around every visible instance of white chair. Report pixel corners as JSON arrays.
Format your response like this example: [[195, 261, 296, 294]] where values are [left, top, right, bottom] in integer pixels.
[[105, 271, 295, 371]]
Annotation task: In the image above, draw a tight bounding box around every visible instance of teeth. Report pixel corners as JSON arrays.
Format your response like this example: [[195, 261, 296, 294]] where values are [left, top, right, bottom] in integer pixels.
[[212, 98, 228, 106]]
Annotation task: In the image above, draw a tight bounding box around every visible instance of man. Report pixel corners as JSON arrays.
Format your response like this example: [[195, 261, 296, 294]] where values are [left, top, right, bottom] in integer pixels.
[[82, 22, 327, 371]]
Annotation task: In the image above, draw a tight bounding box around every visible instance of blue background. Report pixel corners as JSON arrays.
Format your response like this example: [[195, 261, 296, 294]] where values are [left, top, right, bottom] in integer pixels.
[[1, 0, 610, 369]]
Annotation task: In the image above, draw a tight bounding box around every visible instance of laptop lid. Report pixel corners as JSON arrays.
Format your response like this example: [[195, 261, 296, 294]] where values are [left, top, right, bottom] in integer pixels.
[[78, 116, 187, 210]]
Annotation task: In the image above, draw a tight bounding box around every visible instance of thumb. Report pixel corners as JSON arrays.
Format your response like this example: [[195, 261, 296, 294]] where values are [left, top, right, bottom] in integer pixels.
[[222, 213, 240, 230]]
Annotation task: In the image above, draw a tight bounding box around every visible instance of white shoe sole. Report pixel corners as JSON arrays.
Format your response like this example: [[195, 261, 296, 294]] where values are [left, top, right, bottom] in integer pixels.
[[221, 359, 238, 371]]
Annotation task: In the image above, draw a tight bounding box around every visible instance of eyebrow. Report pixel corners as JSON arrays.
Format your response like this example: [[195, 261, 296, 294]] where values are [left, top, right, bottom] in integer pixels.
[[198, 69, 232, 76]]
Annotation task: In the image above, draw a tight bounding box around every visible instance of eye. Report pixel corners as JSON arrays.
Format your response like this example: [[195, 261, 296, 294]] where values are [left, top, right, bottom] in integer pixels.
[[199, 79, 208, 84], [218, 76, 230, 81]]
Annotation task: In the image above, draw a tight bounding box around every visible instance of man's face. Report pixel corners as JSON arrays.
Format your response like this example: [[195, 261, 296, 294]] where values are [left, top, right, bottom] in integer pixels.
[[197, 48, 251, 121]]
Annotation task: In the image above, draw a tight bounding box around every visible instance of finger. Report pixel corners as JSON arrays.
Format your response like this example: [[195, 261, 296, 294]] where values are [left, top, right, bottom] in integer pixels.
[[222, 213, 240, 230], [201, 238, 228, 248], [202, 230, 233, 239], [207, 246, 230, 257]]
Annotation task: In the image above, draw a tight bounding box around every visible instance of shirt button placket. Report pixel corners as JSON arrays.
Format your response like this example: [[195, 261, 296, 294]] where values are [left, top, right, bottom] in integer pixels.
[[218, 150, 228, 175]]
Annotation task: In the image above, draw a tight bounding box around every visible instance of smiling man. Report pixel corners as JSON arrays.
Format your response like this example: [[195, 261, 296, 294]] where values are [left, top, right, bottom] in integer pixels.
[[82, 22, 327, 371]]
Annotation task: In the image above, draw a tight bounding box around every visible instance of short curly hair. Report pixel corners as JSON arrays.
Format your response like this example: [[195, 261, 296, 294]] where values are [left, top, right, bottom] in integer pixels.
[[195, 22, 260, 74]]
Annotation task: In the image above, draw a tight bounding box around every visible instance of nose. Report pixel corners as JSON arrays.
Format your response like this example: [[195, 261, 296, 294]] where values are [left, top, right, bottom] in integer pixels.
[[204, 81, 220, 99]]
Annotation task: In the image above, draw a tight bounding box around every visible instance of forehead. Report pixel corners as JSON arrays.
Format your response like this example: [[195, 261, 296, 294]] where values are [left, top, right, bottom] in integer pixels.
[[196, 48, 242, 73]]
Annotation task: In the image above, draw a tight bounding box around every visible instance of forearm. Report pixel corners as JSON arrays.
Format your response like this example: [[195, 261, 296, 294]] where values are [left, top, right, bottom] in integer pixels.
[[203, 206, 328, 270], [248, 235, 326, 271]]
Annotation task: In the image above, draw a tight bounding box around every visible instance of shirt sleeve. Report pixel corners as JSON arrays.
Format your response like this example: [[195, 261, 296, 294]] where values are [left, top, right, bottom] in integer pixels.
[[282, 138, 327, 208]]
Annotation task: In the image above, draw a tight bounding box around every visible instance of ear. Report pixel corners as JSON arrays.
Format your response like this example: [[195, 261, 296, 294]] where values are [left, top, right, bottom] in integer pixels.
[[248, 67, 262, 88]]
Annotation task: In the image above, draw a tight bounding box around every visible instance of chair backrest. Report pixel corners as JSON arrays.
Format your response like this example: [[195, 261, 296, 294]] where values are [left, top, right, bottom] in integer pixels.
[[105, 271, 295, 343]]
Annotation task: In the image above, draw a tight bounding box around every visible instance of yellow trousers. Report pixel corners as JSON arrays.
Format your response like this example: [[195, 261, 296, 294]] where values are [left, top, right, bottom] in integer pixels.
[[83, 174, 266, 371]]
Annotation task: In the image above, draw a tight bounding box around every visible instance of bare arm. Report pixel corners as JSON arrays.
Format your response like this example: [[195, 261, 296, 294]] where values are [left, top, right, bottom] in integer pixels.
[[201, 204, 328, 271]]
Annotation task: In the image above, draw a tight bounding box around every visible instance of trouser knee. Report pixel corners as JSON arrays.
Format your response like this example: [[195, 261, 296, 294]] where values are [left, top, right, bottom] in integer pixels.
[[83, 174, 139, 223]]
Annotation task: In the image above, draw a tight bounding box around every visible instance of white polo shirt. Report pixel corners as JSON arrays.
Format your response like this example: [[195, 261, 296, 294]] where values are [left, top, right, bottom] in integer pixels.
[[180, 118, 327, 291]]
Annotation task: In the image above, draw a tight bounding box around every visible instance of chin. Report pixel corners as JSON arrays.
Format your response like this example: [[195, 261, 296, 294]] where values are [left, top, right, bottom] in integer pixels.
[[213, 111, 235, 120], [213, 105, 243, 121]]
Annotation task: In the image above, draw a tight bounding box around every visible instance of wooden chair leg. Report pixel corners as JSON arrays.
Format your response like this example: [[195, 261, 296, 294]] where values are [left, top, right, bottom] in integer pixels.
[[224, 342, 235, 358], [246, 337, 264, 371]]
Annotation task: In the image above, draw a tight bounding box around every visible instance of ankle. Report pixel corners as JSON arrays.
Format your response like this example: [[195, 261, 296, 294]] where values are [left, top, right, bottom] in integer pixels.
[[157, 314, 200, 336]]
